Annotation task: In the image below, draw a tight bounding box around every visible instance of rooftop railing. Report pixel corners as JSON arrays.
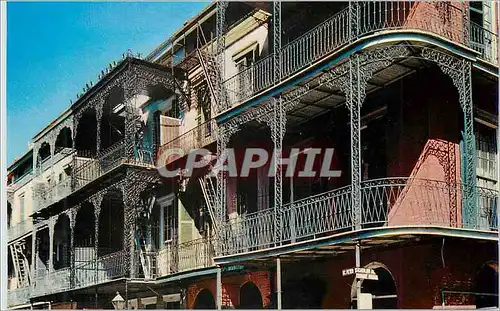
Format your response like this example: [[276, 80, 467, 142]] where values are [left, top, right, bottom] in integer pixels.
[[219, 178, 498, 256], [222, 2, 498, 112]]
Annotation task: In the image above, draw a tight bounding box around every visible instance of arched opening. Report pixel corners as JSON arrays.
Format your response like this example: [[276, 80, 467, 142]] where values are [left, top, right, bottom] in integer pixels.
[[36, 228, 50, 271], [98, 189, 124, 257], [55, 127, 73, 155], [38, 142, 51, 165], [7, 202, 12, 228], [53, 214, 71, 270], [100, 87, 125, 151], [74, 202, 96, 264], [239, 281, 263, 309], [75, 109, 97, 157], [474, 261, 498, 308], [193, 288, 215, 309], [352, 264, 398, 309]]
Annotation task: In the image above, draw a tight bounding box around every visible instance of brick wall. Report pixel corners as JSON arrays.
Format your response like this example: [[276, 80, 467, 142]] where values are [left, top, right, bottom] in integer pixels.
[[279, 238, 496, 309], [404, 2, 467, 44], [187, 271, 271, 309]]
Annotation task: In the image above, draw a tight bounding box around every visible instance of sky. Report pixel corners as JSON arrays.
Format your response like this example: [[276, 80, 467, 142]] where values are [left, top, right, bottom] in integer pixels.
[[7, 1, 209, 165]]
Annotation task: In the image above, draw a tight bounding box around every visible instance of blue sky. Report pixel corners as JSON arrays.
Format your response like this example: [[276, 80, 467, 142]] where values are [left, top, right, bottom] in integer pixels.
[[7, 1, 209, 164]]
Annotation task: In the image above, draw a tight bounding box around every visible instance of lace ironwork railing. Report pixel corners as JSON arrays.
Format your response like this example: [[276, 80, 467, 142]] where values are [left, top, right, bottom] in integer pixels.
[[221, 2, 498, 112], [7, 286, 30, 308], [470, 22, 498, 64], [220, 178, 498, 255], [157, 120, 216, 166], [73, 250, 127, 289], [73, 140, 154, 190], [32, 177, 72, 212], [8, 219, 33, 241], [31, 267, 71, 297], [153, 238, 215, 278]]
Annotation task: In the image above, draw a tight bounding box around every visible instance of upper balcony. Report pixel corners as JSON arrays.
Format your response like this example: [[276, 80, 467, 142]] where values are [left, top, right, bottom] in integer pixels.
[[8, 219, 33, 241], [220, 2, 498, 115], [219, 177, 498, 258], [157, 119, 216, 167]]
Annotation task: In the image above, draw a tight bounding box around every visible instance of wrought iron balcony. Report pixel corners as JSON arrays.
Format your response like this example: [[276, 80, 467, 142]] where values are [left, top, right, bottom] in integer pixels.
[[31, 267, 71, 298], [73, 140, 155, 191], [8, 219, 33, 241], [32, 177, 72, 213], [7, 286, 30, 308], [470, 21, 498, 65], [157, 120, 216, 166], [137, 237, 215, 279], [219, 178, 498, 256], [222, 2, 498, 111]]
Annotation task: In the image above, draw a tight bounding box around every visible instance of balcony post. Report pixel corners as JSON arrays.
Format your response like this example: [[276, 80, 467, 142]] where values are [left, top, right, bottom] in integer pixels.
[[347, 56, 362, 230], [69, 207, 77, 289], [93, 197, 102, 285], [277, 257, 282, 310], [96, 100, 103, 155], [31, 228, 37, 285], [270, 98, 285, 244], [459, 60, 479, 228], [215, 1, 228, 113], [216, 266, 222, 309], [48, 217, 55, 274], [273, 1, 282, 83]]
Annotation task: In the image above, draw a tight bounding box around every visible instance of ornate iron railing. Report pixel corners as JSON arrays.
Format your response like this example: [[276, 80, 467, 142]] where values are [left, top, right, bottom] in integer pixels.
[[222, 2, 498, 111], [31, 267, 69, 297], [157, 120, 216, 166], [32, 177, 72, 212], [220, 178, 498, 256], [73, 140, 155, 190], [7, 286, 30, 308], [153, 238, 215, 278], [8, 219, 33, 241], [470, 21, 498, 64]]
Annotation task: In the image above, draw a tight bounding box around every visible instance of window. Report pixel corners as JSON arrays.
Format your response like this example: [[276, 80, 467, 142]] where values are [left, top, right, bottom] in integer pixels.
[[476, 126, 497, 185], [162, 203, 177, 244], [233, 46, 257, 102], [19, 193, 25, 221]]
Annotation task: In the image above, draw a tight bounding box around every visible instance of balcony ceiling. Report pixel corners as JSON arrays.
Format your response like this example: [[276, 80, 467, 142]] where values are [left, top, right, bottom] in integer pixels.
[[281, 44, 430, 126]]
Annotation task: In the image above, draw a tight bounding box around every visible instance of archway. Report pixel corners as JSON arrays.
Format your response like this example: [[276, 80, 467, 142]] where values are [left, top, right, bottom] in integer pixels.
[[7, 202, 12, 228], [351, 263, 398, 309], [100, 87, 125, 152], [74, 202, 95, 263], [38, 142, 51, 164], [55, 127, 73, 155], [53, 214, 71, 270], [474, 261, 498, 308], [98, 189, 124, 257], [239, 281, 263, 309], [75, 109, 97, 157], [36, 228, 50, 270], [193, 289, 215, 309]]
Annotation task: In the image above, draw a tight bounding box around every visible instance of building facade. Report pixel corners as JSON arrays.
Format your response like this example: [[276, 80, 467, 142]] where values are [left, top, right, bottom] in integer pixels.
[[6, 1, 499, 309]]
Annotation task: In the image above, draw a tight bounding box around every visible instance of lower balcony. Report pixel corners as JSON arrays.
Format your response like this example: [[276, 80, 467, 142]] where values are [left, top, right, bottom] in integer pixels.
[[219, 178, 498, 256], [137, 238, 215, 280], [7, 286, 31, 308]]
